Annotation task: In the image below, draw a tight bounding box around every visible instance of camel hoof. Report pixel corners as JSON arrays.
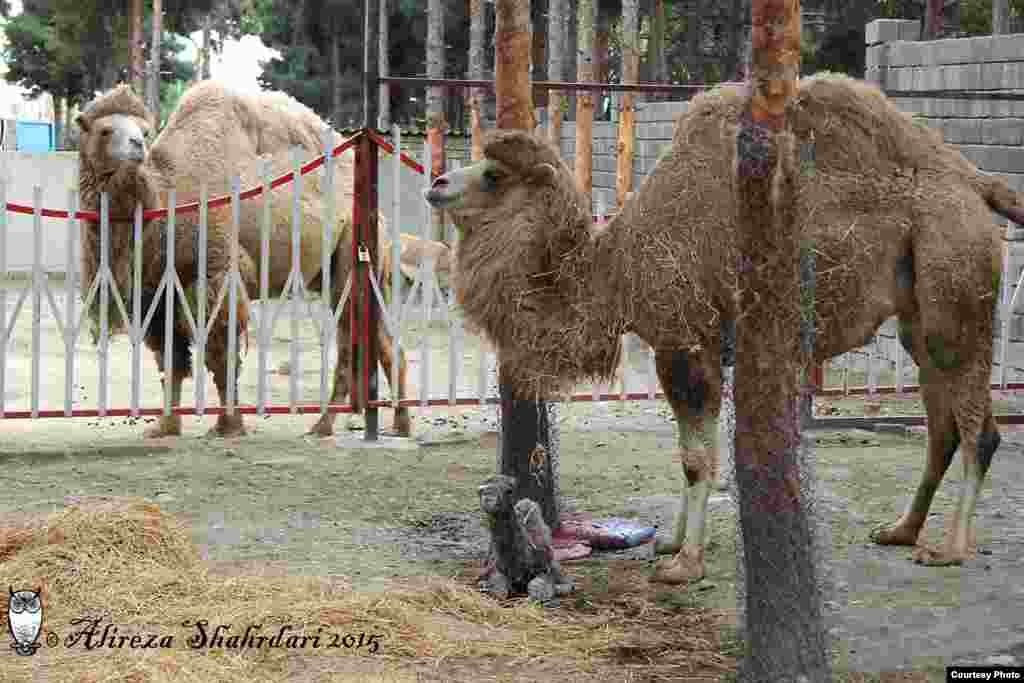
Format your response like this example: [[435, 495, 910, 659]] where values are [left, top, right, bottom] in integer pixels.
[[144, 416, 182, 438], [308, 415, 335, 438], [654, 539, 682, 556], [911, 544, 966, 566], [652, 551, 704, 585], [394, 411, 412, 437], [209, 415, 246, 438], [870, 523, 920, 546]]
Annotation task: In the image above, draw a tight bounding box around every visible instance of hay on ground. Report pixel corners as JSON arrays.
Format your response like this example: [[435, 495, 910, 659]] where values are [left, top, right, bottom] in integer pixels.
[[0, 496, 731, 682]]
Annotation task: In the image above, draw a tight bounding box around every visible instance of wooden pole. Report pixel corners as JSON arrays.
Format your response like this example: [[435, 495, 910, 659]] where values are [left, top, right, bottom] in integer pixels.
[[546, 0, 566, 150], [427, 0, 447, 241], [360, 0, 381, 440], [733, 0, 830, 679], [469, 0, 486, 161], [615, 0, 639, 208], [574, 0, 595, 209]]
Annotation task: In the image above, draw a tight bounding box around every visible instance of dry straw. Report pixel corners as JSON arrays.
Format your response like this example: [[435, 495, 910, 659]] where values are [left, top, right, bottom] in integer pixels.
[[0, 497, 730, 682]]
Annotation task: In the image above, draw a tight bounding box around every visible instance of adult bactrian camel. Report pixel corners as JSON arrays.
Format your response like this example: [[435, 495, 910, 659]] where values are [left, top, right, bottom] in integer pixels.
[[425, 74, 1023, 584], [78, 82, 421, 438], [76, 85, 256, 437]]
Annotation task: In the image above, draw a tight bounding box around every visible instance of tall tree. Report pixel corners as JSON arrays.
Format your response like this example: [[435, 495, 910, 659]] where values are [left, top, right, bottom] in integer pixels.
[[469, 0, 486, 160], [574, 0, 594, 210], [615, 0, 638, 208], [993, 0, 1011, 33], [733, 0, 830, 679], [146, 0, 163, 118], [129, 0, 145, 93], [427, 0, 447, 240], [378, 0, 390, 128], [546, 0, 566, 148], [924, 0, 944, 38]]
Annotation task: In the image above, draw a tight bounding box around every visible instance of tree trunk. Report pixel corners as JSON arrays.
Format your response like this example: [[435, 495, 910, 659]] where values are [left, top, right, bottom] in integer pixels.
[[469, 0, 486, 161], [379, 0, 390, 129], [733, 0, 830, 680], [574, 0, 595, 210], [427, 0, 447, 242], [492, 0, 558, 531], [53, 97, 64, 150], [924, 0, 943, 40], [495, 0, 536, 129], [993, 0, 1010, 35], [594, 9, 609, 83], [200, 14, 213, 80], [129, 0, 144, 94], [650, 0, 666, 82], [331, 30, 342, 127], [146, 0, 163, 121], [615, 0, 638, 208], [546, 0, 566, 149]]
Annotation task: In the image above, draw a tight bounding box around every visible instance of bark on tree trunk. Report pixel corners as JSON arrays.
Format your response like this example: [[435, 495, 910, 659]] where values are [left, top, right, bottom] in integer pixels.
[[331, 30, 343, 128], [615, 0, 638, 207], [594, 10, 609, 84], [733, 0, 830, 679], [129, 0, 144, 94], [492, 0, 558, 532], [924, 0, 944, 40], [427, 0, 447, 241], [146, 0, 163, 122], [650, 0, 666, 83], [200, 14, 213, 80], [574, 0, 595, 210], [379, 0, 390, 129], [53, 97, 64, 150], [546, 0, 566, 149], [993, 0, 1010, 35], [469, 0, 486, 161]]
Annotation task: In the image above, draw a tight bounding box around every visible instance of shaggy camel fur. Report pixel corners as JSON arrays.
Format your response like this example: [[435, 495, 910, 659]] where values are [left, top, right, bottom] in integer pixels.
[[425, 74, 1024, 585], [148, 79, 412, 438], [76, 86, 256, 437], [90, 81, 425, 437]]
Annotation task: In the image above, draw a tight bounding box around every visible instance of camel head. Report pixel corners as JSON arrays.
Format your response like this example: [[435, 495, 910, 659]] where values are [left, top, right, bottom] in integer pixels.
[[423, 129, 623, 398], [423, 129, 567, 234], [76, 85, 155, 174]]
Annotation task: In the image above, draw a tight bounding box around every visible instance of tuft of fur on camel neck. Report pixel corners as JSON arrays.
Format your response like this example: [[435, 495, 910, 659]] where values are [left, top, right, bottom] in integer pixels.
[[453, 132, 636, 398]]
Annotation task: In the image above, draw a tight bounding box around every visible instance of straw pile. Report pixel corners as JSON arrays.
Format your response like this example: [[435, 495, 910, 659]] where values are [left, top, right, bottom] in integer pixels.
[[0, 497, 732, 682]]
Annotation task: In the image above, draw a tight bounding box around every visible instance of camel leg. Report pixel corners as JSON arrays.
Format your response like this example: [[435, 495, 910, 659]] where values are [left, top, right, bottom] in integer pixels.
[[310, 298, 357, 436], [870, 368, 958, 546], [204, 273, 248, 438], [375, 323, 412, 436], [140, 289, 190, 438], [651, 348, 721, 585], [911, 377, 999, 566]]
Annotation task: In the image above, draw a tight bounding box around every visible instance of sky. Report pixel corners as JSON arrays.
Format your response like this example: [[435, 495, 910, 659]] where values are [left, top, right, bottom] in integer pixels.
[[6, 0, 279, 95]]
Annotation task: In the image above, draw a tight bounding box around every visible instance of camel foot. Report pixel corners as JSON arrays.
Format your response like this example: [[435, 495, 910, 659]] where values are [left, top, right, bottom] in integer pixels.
[[911, 544, 968, 566], [308, 413, 336, 438], [144, 415, 182, 438], [652, 546, 705, 584], [654, 538, 682, 556], [394, 410, 412, 437], [870, 523, 920, 546], [209, 413, 246, 438]]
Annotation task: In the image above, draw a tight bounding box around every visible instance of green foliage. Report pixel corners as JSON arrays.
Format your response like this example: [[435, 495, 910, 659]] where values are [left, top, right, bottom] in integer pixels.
[[960, 0, 1024, 35], [251, 0, 471, 127], [2, 0, 195, 114]]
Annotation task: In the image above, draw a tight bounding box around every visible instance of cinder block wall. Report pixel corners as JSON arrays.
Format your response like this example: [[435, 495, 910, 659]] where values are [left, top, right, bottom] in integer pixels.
[[866, 20, 1024, 349]]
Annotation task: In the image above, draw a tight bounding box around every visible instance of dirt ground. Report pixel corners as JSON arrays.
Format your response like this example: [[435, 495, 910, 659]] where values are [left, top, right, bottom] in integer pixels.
[[2, 288, 1024, 681]]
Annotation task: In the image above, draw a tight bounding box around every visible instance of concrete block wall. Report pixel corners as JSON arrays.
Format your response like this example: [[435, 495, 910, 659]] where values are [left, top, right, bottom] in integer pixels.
[[866, 20, 1024, 354]]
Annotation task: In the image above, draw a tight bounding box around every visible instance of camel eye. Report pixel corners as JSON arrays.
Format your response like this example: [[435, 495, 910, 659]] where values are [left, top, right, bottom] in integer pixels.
[[100, 129, 111, 137], [481, 169, 502, 191]]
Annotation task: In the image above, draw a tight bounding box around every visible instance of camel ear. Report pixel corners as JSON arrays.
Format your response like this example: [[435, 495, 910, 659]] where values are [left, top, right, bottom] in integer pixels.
[[528, 163, 558, 186], [75, 114, 90, 133]]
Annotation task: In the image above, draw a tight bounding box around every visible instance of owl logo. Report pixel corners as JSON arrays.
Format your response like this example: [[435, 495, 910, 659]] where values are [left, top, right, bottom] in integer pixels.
[[8, 587, 43, 656]]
